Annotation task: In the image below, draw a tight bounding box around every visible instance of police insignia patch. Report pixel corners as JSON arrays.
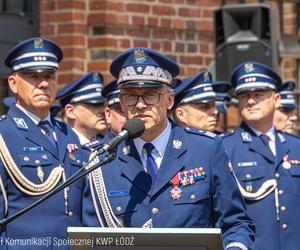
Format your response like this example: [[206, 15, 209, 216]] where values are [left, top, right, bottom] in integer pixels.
[[13, 118, 28, 129], [173, 139, 182, 149], [278, 133, 286, 143], [241, 132, 252, 142], [245, 182, 253, 192], [123, 145, 130, 155]]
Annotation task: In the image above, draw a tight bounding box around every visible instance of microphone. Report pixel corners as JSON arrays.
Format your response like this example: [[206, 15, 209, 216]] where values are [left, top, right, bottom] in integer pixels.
[[99, 117, 145, 153]]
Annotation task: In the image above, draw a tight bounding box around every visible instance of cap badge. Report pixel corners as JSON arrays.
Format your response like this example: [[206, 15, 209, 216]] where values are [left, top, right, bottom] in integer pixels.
[[93, 72, 100, 83], [244, 62, 255, 73], [34, 38, 44, 49], [204, 71, 210, 82], [134, 49, 146, 63]]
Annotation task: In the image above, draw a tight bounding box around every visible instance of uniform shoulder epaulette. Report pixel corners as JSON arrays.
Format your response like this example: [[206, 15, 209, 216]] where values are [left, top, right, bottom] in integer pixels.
[[184, 127, 217, 139], [220, 131, 234, 139], [0, 115, 7, 121], [84, 139, 103, 150], [282, 131, 300, 140]]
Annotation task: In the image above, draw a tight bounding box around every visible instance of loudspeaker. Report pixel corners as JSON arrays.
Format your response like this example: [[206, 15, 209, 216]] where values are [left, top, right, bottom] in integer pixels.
[[214, 3, 280, 81]]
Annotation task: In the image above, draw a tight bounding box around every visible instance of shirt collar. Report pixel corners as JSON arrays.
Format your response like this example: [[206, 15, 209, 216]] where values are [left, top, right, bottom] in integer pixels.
[[16, 104, 52, 126], [72, 128, 90, 145], [250, 125, 276, 142], [134, 121, 172, 157]]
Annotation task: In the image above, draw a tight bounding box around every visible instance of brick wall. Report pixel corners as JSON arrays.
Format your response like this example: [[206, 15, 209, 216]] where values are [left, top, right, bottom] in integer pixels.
[[40, 0, 221, 86], [40, 0, 298, 87]]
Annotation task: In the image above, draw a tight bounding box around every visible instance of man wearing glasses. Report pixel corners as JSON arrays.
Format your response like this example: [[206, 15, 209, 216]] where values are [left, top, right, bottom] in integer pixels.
[[83, 47, 255, 250]]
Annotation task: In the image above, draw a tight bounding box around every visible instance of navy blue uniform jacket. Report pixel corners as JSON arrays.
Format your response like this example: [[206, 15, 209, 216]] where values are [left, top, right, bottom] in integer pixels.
[[83, 124, 255, 250]]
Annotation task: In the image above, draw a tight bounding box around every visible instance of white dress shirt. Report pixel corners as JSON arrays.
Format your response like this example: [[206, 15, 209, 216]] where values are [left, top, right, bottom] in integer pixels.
[[250, 125, 276, 156], [16, 104, 57, 141], [134, 121, 171, 171], [72, 128, 90, 145]]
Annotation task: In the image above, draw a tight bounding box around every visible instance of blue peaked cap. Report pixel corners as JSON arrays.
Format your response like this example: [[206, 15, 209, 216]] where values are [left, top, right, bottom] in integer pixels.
[[173, 71, 215, 108], [56, 72, 105, 107], [110, 47, 180, 88], [278, 80, 296, 109], [5, 37, 63, 73], [231, 61, 281, 95], [212, 81, 231, 113], [102, 79, 120, 106]]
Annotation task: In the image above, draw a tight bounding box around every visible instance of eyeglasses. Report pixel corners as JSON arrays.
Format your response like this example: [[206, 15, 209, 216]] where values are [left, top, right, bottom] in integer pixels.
[[120, 92, 169, 106]]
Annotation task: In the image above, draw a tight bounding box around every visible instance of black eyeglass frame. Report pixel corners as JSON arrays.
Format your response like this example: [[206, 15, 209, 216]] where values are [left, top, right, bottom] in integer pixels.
[[120, 91, 169, 106]]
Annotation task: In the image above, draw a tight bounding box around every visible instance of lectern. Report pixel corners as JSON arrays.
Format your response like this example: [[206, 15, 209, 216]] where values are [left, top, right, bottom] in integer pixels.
[[67, 227, 224, 250]]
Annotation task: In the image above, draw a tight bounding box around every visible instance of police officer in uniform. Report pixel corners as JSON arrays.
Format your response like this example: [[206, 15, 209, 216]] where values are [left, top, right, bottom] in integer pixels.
[[273, 80, 298, 134], [56, 72, 107, 145], [83, 47, 255, 250], [102, 79, 126, 137], [0, 37, 87, 249], [212, 80, 231, 134], [172, 71, 218, 132], [222, 61, 300, 250]]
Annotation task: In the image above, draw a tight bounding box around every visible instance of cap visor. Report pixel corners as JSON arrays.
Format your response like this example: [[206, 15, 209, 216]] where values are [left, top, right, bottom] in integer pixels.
[[119, 81, 166, 89], [17, 66, 57, 73]]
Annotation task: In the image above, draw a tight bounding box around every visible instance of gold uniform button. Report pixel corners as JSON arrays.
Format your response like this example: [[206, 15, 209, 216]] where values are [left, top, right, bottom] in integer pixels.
[[279, 190, 284, 195], [281, 206, 286, 212], [115, 206, 122, 212], [282, 224, 288, 230], [151, 208, 159, 215], [275, 173, 280, 178], [190, 194, 196, 200]]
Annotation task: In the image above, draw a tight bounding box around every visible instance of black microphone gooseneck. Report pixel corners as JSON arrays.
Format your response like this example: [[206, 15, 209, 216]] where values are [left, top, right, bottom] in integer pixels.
[[0, 118, 145, 228]]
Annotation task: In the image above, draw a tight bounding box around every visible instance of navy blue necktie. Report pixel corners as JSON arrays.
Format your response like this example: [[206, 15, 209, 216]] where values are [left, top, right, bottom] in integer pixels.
[[38, 120, 57, 149], [260, 134, 273, 155], [143, 143, 158, 184]]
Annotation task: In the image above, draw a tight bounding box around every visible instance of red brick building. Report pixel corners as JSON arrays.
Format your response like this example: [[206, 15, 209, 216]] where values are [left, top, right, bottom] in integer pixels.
[[38, 0, 298, 83]]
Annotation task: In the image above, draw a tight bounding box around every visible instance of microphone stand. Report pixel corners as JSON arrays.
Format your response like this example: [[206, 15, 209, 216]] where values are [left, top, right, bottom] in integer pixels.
[[0, 149, 116, 229]]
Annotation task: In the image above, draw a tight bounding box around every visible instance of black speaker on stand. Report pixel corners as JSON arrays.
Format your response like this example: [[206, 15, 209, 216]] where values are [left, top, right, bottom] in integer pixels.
[[214, 3, 280, 81]]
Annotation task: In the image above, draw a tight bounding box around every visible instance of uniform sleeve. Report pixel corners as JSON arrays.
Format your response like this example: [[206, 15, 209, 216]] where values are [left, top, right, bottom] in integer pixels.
[[211, 138, 255, 250]]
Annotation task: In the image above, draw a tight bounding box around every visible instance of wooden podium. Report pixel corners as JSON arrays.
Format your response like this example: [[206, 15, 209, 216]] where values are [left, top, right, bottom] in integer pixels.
[[67, 227, 224, 250]]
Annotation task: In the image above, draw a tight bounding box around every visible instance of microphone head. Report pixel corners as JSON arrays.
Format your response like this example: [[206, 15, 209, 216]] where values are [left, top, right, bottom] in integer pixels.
[[122, 118, 145, 139]]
